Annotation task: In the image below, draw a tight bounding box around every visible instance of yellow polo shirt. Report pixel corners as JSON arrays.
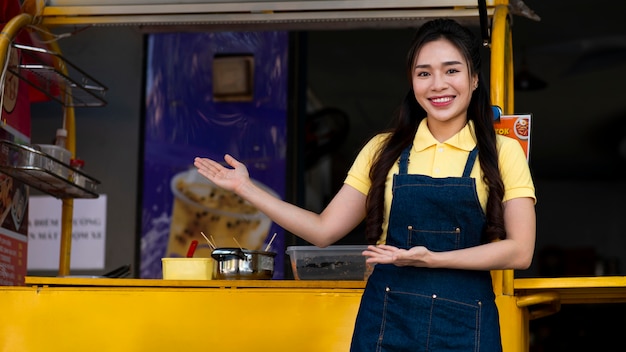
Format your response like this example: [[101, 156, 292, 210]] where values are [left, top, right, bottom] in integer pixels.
[[345, 119, 536, 242]]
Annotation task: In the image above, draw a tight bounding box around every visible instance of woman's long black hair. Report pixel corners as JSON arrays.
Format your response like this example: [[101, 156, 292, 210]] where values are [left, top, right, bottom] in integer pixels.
[[364, 19, 505, 244]]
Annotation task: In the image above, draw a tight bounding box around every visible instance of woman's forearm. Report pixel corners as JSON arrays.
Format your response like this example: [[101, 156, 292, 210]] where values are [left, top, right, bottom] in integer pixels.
[[236, 181, 367, 247]]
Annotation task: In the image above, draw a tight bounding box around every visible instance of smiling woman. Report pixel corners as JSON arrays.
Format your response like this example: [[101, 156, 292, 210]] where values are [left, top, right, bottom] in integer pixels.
[[194, 18, 536, 352]]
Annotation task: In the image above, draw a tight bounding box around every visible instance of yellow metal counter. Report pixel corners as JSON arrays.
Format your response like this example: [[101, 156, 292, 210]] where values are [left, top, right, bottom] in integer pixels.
[[500, 275, 626, 351], [2, 276, 626, 351], [1, 277, 366, 352], [515, 276, 626, 304]]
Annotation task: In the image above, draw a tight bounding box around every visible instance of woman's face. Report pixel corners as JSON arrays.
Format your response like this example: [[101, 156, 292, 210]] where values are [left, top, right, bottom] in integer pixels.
[[411, 39, 477, 132]]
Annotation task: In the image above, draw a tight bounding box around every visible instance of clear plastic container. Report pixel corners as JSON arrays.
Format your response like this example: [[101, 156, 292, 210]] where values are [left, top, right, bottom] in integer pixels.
[[286, 245, 371, 281], [37, 144, 71, 163], [35, 144, 71, 178]]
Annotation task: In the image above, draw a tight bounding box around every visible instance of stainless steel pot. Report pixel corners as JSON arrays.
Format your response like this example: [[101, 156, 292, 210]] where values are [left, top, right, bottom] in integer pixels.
[[211, 248, 275, 280]]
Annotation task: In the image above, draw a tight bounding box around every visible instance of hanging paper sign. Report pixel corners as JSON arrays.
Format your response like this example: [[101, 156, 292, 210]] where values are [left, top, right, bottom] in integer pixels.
[[27, 195, 107, 270]]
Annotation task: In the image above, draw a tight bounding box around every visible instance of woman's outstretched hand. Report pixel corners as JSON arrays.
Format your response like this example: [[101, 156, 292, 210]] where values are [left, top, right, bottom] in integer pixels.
[[363, 244, 432, 267], [193, 154, 249, 193]]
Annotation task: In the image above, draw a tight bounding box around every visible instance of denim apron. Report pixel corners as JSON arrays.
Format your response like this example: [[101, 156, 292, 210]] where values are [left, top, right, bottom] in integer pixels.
[[350, 145, 502, 352]]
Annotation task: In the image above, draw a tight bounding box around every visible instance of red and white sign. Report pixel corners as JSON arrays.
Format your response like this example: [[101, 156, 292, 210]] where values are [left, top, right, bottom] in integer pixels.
[[494, 114, 532, 160]]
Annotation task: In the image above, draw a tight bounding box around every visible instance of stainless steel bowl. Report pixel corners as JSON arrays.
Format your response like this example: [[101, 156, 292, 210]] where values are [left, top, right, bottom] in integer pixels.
[[211, 248, 275, 280]]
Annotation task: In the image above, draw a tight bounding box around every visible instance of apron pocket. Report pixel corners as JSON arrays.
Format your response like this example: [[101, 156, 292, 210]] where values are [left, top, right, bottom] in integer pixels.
[[380, 288, 480, 352], [429, 295, 481, 351]]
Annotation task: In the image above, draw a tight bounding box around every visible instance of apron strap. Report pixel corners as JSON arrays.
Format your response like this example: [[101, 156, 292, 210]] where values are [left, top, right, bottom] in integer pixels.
[[462, 147, 479, 177], [398, 145, 411, 174]]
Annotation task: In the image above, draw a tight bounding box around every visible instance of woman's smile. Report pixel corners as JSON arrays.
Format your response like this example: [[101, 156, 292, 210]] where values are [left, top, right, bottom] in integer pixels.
[[429, 95, 455, 106]]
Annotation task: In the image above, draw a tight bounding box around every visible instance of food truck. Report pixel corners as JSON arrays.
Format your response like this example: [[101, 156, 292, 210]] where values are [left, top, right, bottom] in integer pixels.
[[2, 1, 626, 351]]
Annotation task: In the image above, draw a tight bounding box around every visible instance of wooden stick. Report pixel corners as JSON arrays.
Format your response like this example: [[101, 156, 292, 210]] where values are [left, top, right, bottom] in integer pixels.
[[233, 237, 244, 251], [264, 232, 277, 252], [200, 231, 215, 250]]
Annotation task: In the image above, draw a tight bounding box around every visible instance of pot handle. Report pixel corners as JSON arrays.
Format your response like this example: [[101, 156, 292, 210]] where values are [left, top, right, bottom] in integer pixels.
[[211, 248, 246, 261]]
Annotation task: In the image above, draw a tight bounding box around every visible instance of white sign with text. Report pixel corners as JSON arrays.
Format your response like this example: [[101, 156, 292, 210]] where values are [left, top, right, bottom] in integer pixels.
[[27, 195, 107, 270]]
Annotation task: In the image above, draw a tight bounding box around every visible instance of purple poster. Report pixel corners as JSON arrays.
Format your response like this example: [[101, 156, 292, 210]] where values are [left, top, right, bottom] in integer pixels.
[[140, 31, 289, 279]]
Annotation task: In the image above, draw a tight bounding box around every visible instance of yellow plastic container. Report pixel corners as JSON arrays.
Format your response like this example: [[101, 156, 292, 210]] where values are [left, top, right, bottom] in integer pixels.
[[161, 258, 214, 280]]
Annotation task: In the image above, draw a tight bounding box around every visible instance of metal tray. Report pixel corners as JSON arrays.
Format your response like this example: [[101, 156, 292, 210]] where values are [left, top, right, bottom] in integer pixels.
[[8, 43, 107, 107], [0, 140, 100, 199]]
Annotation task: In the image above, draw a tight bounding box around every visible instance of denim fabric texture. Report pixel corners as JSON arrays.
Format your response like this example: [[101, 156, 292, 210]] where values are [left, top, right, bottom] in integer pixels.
[[350, 146, 502, 352]]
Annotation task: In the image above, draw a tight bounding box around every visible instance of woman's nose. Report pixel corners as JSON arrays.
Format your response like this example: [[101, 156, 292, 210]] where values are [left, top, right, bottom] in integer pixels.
[[431, 74, 448, 90]]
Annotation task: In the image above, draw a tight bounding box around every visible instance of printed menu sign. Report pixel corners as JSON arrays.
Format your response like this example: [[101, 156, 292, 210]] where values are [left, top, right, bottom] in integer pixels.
[[494, 114, 532, 160], [0, 134, 29, 286], [0, 232, 26, 286]]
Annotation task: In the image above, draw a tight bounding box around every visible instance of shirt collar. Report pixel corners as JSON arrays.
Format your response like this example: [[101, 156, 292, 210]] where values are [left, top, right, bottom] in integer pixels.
[[413, 119, 477, 152]]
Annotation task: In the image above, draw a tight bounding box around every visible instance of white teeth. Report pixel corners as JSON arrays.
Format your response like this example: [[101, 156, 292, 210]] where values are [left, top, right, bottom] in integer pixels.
[[431, 97, 452, 103]]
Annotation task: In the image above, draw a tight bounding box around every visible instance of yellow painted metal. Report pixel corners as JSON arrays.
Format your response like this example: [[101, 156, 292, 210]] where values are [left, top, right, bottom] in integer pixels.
[[496, 294, 530, 352], [2, 275, 625, 352], [59, 64, 76, 277], [515, 276, 626, 304], [36, 1, 496, 28], [0, 279, 364, 352], [516, 292, 561, 321], [516, 292, 560, 307], [22, 23, 78, 276], [490, 4, 514, 115], [37, 10, 495, 28], [24, 276, 368, 289], [516, 275, 626, 289], [491, 267, 503, 296], [488, 0, 513, 298], [58, 199, 74, 275], [488, 4, 535, 351], [0, 14, 33, 84]]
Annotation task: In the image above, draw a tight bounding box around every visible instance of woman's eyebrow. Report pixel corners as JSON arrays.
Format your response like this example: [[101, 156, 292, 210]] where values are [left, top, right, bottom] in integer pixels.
[[414, 60, 463, 69]]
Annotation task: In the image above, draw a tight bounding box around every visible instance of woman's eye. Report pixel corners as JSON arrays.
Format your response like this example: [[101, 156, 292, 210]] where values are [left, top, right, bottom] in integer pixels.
[[447, 68, 460, 74], [416, 71, 430, 77]]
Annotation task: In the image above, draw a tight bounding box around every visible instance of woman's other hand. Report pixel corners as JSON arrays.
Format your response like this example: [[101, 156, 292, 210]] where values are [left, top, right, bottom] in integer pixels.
[[363, 244, 432, 267]]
